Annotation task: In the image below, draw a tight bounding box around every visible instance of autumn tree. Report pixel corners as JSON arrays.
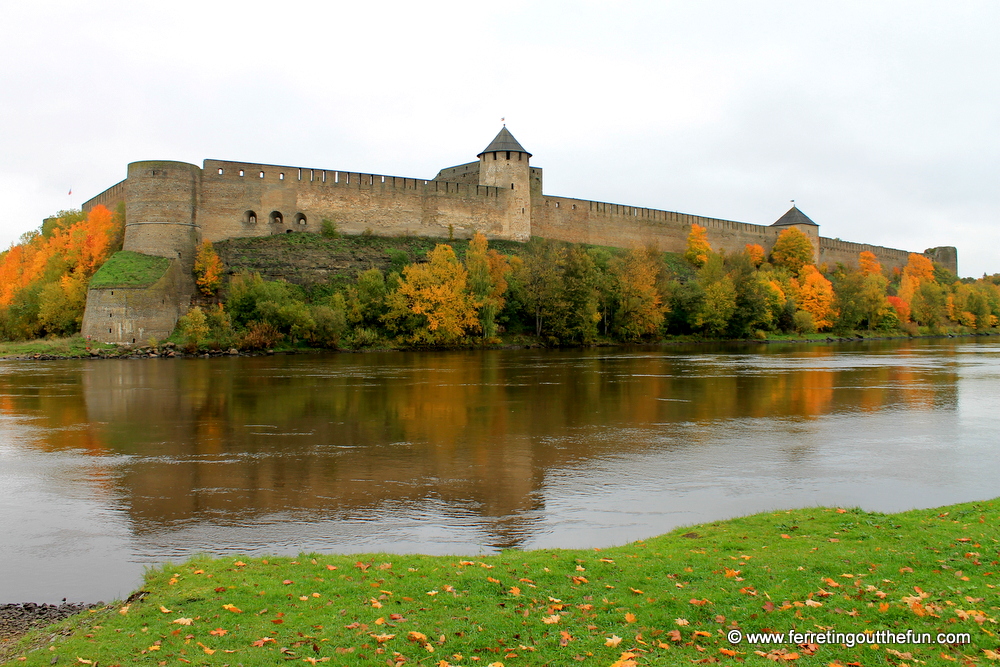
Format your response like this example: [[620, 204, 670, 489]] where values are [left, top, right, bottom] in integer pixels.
[[692, 254, 736, 336], [745, 243, 765, 267], [858, 251, 882, 276], [610, 247, 666, 341], [0, 205, 124, 340], [193, 241, 224, 295], [769, 228, 814, 276], [512, 238, 567, 337], [684, 223, 713, 268], [465, 233, 511, 342], [384, 244, 478, 345], [796, 264, 836, 330]]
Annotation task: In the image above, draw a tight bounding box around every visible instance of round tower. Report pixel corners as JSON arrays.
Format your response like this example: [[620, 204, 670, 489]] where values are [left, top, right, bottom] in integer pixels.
[[477, 127, 532, 241], [123, 160, 201, 269]]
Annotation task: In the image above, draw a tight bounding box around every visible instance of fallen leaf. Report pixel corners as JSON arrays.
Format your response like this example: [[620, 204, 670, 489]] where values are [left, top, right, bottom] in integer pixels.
[[158, 605, 171, 614], [605, 635, 623, 647], [542, 615, 561, 624], [172, 618, 194, 625], [222, 603, 242, 613], [625, 612, 637, 623], [251, 637, 277, 647], [675, 618, 689, 626], [371, 633, 396, 643], [209, 628, 227, 636]]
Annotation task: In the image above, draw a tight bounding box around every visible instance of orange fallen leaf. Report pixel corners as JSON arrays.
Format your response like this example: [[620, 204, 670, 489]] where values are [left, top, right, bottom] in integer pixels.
[[675, 618, 689, 626], [251, 637, 276, 647], [222, 603, 242, 613], [605, 635, 623, 647], [209, 628, 227, 636], [542, 614, 561, 624], [624, 612, 637, 623]]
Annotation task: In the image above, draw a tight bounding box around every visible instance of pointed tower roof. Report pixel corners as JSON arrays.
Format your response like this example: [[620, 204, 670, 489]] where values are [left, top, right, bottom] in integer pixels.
[[771, 205, 818, 227], [477, 127, 532, 158]]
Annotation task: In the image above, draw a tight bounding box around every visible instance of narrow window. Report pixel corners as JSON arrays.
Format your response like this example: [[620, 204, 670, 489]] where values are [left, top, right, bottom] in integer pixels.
[[511, 183, 515, 189], [279, 173, 284, 180], [244, 210, 257, 225], [297, 168, 302, 181], [259, 171, 265, 178], [506, 151, 510, 160], [322, 171, 326, 183], [218, 167, 224, 175], [239, 170, 244, 177]]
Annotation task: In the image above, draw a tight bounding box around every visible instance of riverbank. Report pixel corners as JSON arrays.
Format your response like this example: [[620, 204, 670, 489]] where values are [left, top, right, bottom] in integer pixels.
[[2, 331, 997, 361], [3, 498, 997, 665]]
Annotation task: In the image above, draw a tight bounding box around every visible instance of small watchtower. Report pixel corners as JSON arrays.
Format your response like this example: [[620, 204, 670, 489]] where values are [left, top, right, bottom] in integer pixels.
[[477, 127, 532, 241], [771, 205, 821, 264]]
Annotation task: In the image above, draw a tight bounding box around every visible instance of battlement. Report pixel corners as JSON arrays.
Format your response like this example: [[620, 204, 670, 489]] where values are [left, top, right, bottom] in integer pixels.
[[82, 179, 126, 213], [203, 159, 501, 199]]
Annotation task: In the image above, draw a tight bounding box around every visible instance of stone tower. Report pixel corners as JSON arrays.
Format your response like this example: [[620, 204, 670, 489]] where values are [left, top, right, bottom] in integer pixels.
[[477, 127, 532, 241], [123, 160, 202, 271], [771, 205, 821, 264]]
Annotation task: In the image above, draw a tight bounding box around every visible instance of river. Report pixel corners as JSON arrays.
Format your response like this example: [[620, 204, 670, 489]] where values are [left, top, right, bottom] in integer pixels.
[[1, 338, 998, 603]]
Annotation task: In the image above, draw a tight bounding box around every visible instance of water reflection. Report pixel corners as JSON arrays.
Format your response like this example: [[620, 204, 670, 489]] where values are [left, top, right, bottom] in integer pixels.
[[1, 338, 996, 602]]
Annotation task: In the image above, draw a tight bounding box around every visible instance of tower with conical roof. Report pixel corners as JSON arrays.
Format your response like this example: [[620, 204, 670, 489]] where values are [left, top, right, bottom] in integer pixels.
[[477, 126, 532, 241], [771, 205, 820, 264]]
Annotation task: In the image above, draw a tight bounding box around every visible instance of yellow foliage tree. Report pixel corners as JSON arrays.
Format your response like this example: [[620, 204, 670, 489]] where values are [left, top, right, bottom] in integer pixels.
[[193, 241, 224, 296], [385, 244, 478, 345], [797, 264, 836, 330], [684, 224, 712, 268], [611, 247, 666, 340], [770, 228, 814, 276], [858, 251, 882, 277]]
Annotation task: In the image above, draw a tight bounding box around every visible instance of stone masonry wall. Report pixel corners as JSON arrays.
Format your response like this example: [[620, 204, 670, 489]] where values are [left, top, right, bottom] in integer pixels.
[[81, 259, 184, 344], [196, 160, 510, 243]]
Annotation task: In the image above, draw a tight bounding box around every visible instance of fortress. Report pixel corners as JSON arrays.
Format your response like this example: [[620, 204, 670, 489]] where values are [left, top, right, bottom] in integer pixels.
[[80, 127, 958, 344]]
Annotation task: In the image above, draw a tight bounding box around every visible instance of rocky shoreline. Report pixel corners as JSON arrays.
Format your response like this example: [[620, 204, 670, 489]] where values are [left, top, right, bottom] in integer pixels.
[[0, 602, 99, 646]]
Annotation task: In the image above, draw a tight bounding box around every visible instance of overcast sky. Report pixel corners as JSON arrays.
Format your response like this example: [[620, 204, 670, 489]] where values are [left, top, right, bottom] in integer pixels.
[[2, 1, 997, 277]]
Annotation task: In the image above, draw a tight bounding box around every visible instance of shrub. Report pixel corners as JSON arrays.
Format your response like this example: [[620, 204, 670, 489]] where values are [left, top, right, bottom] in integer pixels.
[[240, 321, 283, 350], [792, 309, 817, 334], [321, 219, 339, 238]]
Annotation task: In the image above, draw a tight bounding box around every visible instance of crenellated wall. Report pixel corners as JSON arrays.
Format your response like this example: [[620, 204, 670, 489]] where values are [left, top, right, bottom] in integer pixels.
[[197, 159, 508, 243]]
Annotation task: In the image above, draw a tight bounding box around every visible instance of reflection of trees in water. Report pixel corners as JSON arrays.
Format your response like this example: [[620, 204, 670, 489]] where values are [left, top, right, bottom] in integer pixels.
[[0, 343, 960, 548]]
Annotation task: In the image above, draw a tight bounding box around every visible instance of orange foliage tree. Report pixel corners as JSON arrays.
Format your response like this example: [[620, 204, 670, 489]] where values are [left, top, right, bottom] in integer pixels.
[[0, 205, 123, 338], [797, 264, 837, 330], [684, 224, 712, 268], [858, 251, 882, 276], [745, 243, 765, 267], [903, 253, 935, 283], [194, 241, 224, 296]]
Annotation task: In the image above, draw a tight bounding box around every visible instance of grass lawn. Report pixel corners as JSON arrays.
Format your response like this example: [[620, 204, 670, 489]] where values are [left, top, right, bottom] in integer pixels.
[[89, 251, 171, 289], [0, 335, 116, 358], [3, 499, 998, 666]]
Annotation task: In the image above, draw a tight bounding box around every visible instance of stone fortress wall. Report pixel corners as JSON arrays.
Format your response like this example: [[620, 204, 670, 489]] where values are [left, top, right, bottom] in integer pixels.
[[80, 128, 958, 343]]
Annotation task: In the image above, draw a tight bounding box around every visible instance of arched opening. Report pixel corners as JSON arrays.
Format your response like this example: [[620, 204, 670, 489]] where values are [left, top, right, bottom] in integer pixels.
[[243, 210, 258, 225], [294, 213, 307, 225], [285, 229, 292, 234], [269, 211, 283, 225]]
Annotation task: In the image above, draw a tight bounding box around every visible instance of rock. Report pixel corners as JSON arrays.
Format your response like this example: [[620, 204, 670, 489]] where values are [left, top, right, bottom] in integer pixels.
[[228, 348, 239, 355], [0, 602, 99, 643]]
